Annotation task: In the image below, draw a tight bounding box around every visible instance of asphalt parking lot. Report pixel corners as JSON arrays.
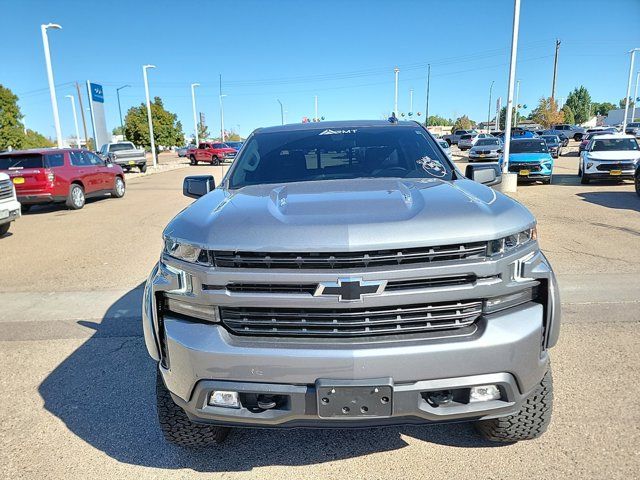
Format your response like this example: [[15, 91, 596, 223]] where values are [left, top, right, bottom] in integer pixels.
[[1, 148, 639, 479]]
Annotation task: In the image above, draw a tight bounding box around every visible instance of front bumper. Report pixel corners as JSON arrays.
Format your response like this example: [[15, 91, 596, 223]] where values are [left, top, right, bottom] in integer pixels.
[[143, 248, 560, 427], [0, 198, 21, 225], [469, 153, 500, 161], [584, 161, 636, 179]]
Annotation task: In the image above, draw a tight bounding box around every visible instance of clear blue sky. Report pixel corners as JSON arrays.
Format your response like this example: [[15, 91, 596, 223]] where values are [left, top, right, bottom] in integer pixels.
[[2, 0, 639, 141]]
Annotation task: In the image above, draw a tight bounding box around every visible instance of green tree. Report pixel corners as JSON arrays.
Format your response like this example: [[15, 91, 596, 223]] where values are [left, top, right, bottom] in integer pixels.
[[124, 97, 184, 156], [22, 129, 54, 149], [591, 102, 616, 116], [197, 122, 209, 141], [498, 106, 520, 130], [0, 84, 26, 149], [561, 104, 575, 124], [425, 115, 453, 126], [451, 115, 474, 131], [112, 125, 124, 136], [618, 98, 635, 109], [530, 97, 564, 128], [565, 86, 592, 124]]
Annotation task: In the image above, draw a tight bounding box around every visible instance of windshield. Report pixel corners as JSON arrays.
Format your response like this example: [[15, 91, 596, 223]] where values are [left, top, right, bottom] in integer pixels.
[[591, 138, 639, 151], [228, 126, 454, 189], [541, 136, 559, 144], [510, 140, 548, 154], [109, 143, 135, 152], [475, 139, 500, 146], [437, 140, 449, 149]]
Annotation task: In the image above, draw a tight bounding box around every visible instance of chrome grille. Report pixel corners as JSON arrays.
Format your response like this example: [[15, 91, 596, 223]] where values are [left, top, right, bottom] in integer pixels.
[[219, 300, 482, 337], [0, 180, 13, 200], [210, 243, 488, 269]]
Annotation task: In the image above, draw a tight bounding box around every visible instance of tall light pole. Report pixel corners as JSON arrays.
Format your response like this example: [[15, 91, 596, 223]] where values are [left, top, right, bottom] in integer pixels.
[[514, 79, 521, 128], [314, 95, 318, 121], [623, 48, 640, 131], [41, 23, 63, 148], [502, 0, 522, 185], [65, 95, 81, 148], [425, 64, 431, 127], [487, 81, 494, 133], [409, 88, 414, 114], [142, 64, 157, 167], [277, 99, 284, 125], [116, 84, 130, 140], [633, 71, 640, 123], [219, 74, 227, 142], [190, 83, 200, 145], [393, 66, 400, 116], [495, 97, 502, 131]]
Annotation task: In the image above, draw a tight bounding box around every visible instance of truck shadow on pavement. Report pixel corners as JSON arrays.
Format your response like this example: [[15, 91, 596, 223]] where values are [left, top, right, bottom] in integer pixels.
[[38, 285, 503, 472], [578, 191, 640, 212]]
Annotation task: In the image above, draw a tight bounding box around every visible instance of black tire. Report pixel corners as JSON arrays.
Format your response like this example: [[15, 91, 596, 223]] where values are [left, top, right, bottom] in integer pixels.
[[139, 164, 147, 173], [66, 183, 85, 210], [156, 370, 230, 447], [0, 222, 10, 237], [475, 366, 553, 443], [212, 155, 220, 166], [445, 139, 452, 146], [190, 155, 197, 166], [573, 133, 582, 141], [111, 176, 126, 198], [580, 173, 590, 184], [635, 172, 640, 197]]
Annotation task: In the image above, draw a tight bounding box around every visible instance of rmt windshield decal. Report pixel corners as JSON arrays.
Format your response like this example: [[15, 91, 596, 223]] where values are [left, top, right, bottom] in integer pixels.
[[318, 129, 357, 135], [416, 156, 446, 177]]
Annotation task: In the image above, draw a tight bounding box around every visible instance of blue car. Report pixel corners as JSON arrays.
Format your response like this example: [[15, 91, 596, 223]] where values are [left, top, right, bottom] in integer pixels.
[[506, 138, 554, 184]]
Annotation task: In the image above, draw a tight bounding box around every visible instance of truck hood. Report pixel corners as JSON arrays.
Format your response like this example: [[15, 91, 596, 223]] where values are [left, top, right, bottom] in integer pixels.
[[508, 153, 553, 163], [164, 178, 535, 251], [585, 151, 640, 162]]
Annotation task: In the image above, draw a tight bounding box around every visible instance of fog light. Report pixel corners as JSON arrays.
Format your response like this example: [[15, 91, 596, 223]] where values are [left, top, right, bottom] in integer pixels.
[[469, 385, 501, 403], [209, 390, 240, 408]]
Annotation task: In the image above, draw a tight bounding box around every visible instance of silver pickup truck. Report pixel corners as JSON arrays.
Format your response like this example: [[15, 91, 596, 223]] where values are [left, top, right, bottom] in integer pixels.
[[143, 120, 560, 447], [98, 142, 147, 172]]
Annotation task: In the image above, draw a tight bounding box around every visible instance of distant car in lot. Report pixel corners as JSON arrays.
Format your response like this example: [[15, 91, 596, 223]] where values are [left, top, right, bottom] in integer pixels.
[[539, 130, 569, 147], [98, 142, 147, 173], [0, 148, 126, 210], [436, 138, 453, 159], [506, 138, 554, 184], [458, 133, 493, 150], [442, 129, 476, 146], [0, 172, 21, 237], [177, 145, 195, 157], [468, 137, 503, 162], [624, 122, 640, 138], [579, 134, 640, 184], [578, 131, 614, 153], [549, 124, 586, 141], [540, 135, 563, 158], [188, 142, 237, 166], [224, 141, 244, 151], [511, 128, 538, 139]]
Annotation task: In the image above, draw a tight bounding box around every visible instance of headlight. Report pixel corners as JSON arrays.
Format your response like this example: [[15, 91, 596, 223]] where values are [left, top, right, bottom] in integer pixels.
[[164, 296, 220, 322], [163, 237, 209, 264], [483, 286, 539, 314], [487, 226, 537, 256]]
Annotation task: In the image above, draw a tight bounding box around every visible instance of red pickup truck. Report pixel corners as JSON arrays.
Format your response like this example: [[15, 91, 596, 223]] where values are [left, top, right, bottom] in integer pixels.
[[188, 142, 237, 166]]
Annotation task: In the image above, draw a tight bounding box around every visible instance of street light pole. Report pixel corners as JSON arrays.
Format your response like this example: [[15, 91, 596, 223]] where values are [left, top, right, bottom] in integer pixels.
[[219, 74, 226, 142], [314, 95, 318, 121], [495, 97, 502, 131], [116, 84, 130, 140], [502, 0, 522, 184], [65, 95, 80, 148], [41, 23, 63, 148], [425, 64, 431, 127], [514, 79, 521, 128], [277, 99, 284, 125], [191, 83, 200, 145], [142, 64, 157, 167], [487, 81, 494, 133], [409, 88, 414, 114], [393, 66, 399, 116], [633, 71, 640, 123], [623, 49, 640, 131]]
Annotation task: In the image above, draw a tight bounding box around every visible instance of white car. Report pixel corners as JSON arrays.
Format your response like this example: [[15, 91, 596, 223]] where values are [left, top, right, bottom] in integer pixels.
[[458, 133, 493, 151], [579, 134, 640, 184], [437, 138, 453, 160], [0, 172, 21, 237]]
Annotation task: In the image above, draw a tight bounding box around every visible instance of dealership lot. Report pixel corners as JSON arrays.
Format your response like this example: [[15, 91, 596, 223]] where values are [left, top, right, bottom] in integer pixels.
[[1, 151, 639, 479]]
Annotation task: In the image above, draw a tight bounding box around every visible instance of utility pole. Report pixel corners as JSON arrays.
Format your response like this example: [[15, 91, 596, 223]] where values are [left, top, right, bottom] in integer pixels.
[[116, 84, 130, 140], [623, 49, 640, 131], [75, 81, 88, 148], [142, 64, 157, 167], [219, 74, 226, 142], [191, 83, 200, 145], [277, 99, 284, 125], [633, 71, 640, 123], [65, 95, 81, 148], [551, 39, 561, 101], [502, 0, 522, 184], [425, 64, 431, 127], [41, 23, 63, 148], [393, 66, 399, 116], [487, 81, 494, 133], [496, 97, 502, 130]]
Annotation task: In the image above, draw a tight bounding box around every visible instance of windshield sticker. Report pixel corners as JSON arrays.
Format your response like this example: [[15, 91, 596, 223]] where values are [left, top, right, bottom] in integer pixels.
[[416, 156, 446, 177], [318, 129, 357, 135]]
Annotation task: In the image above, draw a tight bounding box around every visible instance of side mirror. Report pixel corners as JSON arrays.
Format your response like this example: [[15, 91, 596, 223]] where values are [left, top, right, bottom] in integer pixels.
[[183, 175, 215, 199], [465, 163, 502, 186]]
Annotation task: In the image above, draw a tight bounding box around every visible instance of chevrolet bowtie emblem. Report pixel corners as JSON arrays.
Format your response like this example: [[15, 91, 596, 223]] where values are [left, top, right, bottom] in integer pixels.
[[314, 277, 386, 302]]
